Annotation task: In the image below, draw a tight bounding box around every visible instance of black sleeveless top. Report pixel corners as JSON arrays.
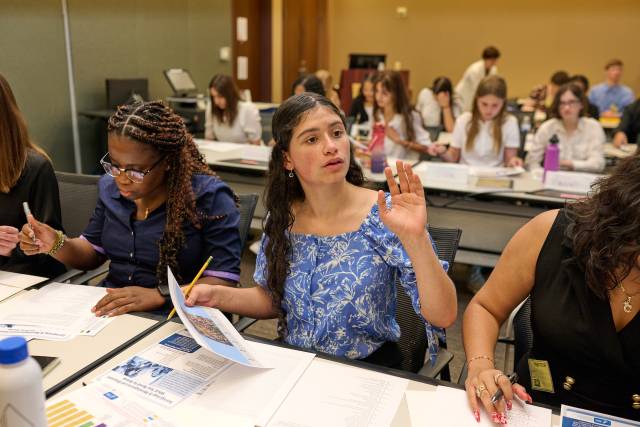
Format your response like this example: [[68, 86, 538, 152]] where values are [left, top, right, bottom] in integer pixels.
[[515, 209, 640, 420]]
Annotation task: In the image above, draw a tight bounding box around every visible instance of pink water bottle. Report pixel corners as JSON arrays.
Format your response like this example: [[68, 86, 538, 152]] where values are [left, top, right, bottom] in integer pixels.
[[369, 123, 386, 173], [543, 134, 560, 181]]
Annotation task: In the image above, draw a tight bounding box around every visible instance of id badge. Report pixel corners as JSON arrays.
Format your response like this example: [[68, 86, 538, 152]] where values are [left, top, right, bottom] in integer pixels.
[[528, 358, 555, 393]]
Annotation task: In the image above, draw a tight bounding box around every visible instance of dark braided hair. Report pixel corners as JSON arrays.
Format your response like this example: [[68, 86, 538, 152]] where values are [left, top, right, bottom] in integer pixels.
[[107, 100, 215, 286], [264, 93, 364, 337], [566, 151, 640, 298]]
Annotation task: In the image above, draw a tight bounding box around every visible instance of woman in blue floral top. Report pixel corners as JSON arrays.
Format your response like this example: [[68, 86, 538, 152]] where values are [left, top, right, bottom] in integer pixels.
[[187, 93, 457, 367]]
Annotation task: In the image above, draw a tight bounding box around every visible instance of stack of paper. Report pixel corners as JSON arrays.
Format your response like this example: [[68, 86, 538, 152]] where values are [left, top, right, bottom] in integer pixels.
[[0, 283, 113, 340], [0, 271, 47, 302]]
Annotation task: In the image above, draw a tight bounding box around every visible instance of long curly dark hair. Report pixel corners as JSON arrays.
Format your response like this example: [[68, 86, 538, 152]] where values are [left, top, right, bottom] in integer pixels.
[[566, 151, 640, 298], [264, 93, 364, 336], [107, 101, 215, 286]]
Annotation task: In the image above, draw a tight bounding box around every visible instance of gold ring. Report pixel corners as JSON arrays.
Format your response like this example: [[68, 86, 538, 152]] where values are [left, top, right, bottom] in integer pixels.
[[494, 373, 506, 384], [475, 385, 487, 398]]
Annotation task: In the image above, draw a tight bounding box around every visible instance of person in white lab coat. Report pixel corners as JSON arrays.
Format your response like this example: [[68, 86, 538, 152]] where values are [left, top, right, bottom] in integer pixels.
[[455, 46, 501, 112]]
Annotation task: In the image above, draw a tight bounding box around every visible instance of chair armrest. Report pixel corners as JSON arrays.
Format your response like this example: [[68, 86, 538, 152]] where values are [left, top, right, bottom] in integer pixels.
[[417, 348, 454, 379], [234, 317, 258, 332], [52, 269, 85, 283], [68, 263, 109, 285]]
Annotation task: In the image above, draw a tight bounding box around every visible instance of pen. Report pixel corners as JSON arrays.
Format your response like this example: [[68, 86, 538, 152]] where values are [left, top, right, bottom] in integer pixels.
[[490, 372, 519, 404], [22, 202, 36, 242], [166, 255, 213, 320]]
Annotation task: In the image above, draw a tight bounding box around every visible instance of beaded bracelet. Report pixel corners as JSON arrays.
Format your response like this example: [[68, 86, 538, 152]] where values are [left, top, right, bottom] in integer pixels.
[[467, 355, 494, 366], [47, 230, 66, 256]]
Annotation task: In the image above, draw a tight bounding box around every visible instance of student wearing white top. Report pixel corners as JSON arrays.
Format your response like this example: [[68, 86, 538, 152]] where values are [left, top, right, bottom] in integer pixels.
[[416, 76, 463, 133], [373, 71, 432, 161], [204, 74, 262, 145], [527, 83, 605, 173], [437, 75, 522, 167], [455, 46, 500, 112]]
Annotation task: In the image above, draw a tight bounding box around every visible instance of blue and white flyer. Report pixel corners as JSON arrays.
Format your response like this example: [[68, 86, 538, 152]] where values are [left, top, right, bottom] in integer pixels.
[[168, 267, 267, 368], [561, 405, 640, 427]]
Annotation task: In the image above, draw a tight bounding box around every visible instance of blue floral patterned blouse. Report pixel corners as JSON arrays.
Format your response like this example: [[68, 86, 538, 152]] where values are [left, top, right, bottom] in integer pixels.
[[253, 195, 449, 363]]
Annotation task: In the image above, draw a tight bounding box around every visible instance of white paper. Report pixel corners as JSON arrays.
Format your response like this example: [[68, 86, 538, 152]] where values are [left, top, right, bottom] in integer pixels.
[[236, 16, 248, 42], [267, 358, 408, 427], [414, 162, 470, 184], [186, 340, 315, 427], [0, 283, 113, 341], [470, 166, 525, 178], [561, 404, 640, 427], [406, 387, 552, 427], [0, 284, 23, 302], [436, 131, 453, 145], [98, 329, 232, 407], [237, 56, 248, 80], [168, 267, 266, 368], [241, 145, 272, 162], [0, 271, 47, 289]]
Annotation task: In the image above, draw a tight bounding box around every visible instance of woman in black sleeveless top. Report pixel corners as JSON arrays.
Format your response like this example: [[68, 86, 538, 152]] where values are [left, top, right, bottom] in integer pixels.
[[462, 153, 640, 423]]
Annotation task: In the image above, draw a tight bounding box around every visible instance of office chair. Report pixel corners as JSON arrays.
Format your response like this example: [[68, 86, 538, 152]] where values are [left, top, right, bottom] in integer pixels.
[[52, 171, 107, 284], [237, 194, 259, 253], [398, 226, 462, 380]]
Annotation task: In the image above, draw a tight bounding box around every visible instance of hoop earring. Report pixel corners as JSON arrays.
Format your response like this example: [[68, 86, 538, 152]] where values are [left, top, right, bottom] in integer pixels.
[[288, 170, 295, 178]]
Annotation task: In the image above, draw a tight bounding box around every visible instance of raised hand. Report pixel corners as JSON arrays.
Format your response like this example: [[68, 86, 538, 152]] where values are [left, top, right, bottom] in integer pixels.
[[18, 214, 58, 255], [377, 160, 427, 242]]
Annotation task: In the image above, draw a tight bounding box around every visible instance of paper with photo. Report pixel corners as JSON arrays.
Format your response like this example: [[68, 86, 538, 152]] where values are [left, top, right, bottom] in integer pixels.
[[98, 329, 233, 407], [168, 267, 267, 368], [561, 404, 640, 427]]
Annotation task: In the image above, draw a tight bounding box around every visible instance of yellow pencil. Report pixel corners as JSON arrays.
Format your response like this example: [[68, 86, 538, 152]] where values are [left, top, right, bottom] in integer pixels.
[[166, 255, 213, 320]]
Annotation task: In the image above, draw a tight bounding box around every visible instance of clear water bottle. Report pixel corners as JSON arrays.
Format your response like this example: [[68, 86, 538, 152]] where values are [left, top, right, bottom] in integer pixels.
[[520, 115, 532, 134], [0, 337, 46, 427], [543, 134, 560, 182]]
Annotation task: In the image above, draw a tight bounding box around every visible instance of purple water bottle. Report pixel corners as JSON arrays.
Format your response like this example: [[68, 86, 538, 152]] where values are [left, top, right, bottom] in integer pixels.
[[543, 134, 560, 182], [369, 124, 386, 173]]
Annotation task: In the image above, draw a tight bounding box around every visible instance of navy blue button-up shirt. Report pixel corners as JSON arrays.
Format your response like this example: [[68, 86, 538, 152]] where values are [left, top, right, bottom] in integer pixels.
[[81, 174, 241, 288]]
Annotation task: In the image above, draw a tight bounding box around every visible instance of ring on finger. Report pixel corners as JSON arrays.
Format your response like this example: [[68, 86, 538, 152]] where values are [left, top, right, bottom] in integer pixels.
[[494, 373, 506, 385], [475, 384, 487, 398]]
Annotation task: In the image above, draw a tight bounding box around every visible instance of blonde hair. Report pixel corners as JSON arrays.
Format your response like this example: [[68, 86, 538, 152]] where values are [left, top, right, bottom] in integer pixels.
[[0, 73, 49, 193], [466, 75, 508, 154]]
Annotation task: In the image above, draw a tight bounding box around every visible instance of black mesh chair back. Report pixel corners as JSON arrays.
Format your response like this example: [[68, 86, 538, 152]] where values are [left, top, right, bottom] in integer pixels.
[[55, 172, 101, 238], [395, 225, 462, 373], [237, 194, 258, 253], [513, 296, 533, 368]]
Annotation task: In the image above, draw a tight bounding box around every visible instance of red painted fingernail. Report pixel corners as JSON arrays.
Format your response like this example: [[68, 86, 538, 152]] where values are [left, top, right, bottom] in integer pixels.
[[506, 400, 512, 410], [499, 412, 508, 424], [491, 412, 500, 423], [474, 410, 480, 422]]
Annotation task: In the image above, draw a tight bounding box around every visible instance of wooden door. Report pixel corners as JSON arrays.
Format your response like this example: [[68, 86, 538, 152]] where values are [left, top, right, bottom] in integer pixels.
[[282, 0, 328, 98], [232, 0, 272, 102]]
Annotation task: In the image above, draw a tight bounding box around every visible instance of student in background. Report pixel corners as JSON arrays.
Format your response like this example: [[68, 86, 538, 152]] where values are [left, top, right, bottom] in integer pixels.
[[416, 76, 463, 133], [205, 74, 262, 145], [315, 69, 342, 108], [291, 75, 326, 97], [526, 83, 605, 173], [21, 101, 241, 316], [0, 73, 65, 278], [373, 70, 432, 161], [589, 59, 635, 117], [456, 46, 501, 112], [437, 76, 522, 167], [348, 73, 376, 125], [613, 97, 640, 147], [463, 153, 640, 421], [522, 70, 570, 114], [569, 74, 599, 119], [186, 93, 457, 368]]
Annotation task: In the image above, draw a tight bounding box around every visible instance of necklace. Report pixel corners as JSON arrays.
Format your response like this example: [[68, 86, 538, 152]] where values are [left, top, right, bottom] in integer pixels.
[[619, 282, 640, 313], [143, 208, 150, 220]]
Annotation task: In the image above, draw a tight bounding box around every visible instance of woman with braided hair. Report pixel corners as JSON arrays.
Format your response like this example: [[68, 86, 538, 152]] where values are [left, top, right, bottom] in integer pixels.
[[19, 101, 241, 316], [185, 93, 457, 367]]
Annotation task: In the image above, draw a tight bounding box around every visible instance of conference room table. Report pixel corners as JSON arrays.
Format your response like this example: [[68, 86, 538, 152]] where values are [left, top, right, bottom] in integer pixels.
[[196, 140, 578, 267], [46, 317, 561, 426]]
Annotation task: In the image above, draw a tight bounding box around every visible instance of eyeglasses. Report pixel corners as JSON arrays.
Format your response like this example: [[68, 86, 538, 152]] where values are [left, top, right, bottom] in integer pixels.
[[100, 153, 165, 183], [559, 100, 581, 108]]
